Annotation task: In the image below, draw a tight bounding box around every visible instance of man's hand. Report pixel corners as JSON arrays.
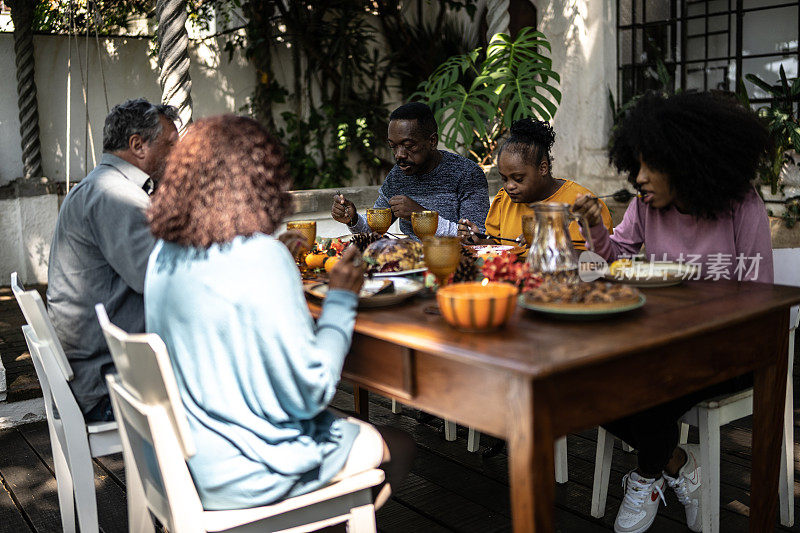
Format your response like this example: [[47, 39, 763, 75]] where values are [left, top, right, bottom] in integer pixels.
[[457, 218, 481, 244], [388, 195, 424, 220], [571, 194, 604, 227], [332, 194, 357, 225], [277, 230, 311, 257], [328, 245, 366, 294]]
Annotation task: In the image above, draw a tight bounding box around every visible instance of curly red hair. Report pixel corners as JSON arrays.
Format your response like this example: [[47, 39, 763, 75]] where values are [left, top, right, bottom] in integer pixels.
[[148, 115, 293, 247]]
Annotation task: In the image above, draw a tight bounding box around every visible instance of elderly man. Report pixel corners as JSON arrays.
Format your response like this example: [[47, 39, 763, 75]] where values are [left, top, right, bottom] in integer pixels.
[[47, 98, 179, 421], [332, 102, 489, 238]]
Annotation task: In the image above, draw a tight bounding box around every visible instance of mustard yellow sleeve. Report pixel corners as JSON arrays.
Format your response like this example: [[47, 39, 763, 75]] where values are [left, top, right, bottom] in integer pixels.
[[484, 189, 505, 235]]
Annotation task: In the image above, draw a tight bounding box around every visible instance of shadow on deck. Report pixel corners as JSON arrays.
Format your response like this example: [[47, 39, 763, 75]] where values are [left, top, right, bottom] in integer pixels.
[[0, 381, 799, 533]]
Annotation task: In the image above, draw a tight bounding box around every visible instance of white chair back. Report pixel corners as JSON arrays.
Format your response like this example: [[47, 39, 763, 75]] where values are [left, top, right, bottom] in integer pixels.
[[773, 248, 800, 328], [95, 303, 195, 458], [10, 272, 74, 380], [107, 375, 205, 533], [21, 325, 86, 444]]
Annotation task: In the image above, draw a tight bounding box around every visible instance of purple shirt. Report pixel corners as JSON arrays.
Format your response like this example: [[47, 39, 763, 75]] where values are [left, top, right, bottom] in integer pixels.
[[588, 188, 773, 283]]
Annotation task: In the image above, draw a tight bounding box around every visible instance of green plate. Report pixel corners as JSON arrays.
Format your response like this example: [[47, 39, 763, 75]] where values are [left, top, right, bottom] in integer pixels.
[[517, 294, 646, 320]]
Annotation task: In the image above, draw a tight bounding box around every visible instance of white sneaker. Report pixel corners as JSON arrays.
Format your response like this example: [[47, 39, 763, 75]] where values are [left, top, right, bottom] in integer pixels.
[[664, 444, 702, 532], [614, 471, 666, 533]]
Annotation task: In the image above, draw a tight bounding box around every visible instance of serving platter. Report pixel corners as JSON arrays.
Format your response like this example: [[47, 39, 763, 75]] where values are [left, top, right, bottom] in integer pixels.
[[517, 293, 646, 319], [605, 261, 698, 287], [466, 244, 527, 256], [371, 267, 427, 277], [305, 276, 424, 307]]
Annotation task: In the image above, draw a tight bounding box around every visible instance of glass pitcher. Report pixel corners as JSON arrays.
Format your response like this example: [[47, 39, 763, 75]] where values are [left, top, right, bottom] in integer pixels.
[[524, 202, 593, 281]]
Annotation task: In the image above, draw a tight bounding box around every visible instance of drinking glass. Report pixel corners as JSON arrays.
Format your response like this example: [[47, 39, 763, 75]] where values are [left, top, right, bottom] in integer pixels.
[[521, 214, 536, 247], [366, 208, 392, 235], [411, 210, 439, 240], [422, 236, 462, 288], [286, 220, 316, 272]]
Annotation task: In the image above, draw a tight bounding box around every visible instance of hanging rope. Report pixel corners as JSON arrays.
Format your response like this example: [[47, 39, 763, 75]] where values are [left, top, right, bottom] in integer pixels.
[[66, 1, 73, 191], [486, 0, 510, 43], [157, 0, 193, 130], [92, 1, 109, 114], [7, 0, 43, 179]]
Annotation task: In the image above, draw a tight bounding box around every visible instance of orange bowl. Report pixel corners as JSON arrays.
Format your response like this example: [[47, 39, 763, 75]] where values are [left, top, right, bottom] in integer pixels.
[[436, 282, 518, 332]]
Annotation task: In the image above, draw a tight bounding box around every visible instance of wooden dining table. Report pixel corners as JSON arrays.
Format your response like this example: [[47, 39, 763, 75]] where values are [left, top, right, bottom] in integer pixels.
[[309, 280, 800, 532]]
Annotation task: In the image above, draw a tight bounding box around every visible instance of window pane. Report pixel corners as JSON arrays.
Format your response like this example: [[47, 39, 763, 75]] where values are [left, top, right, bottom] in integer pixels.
[[620, 0, 632, 26], [685, 65, 706, 92], [687, 1, 706, 18], [742, 56, 799, 99], [646, 0, 671, 22], [744, 0, 792, 9], [706, 59, 732, 91], [742, 5, 798, 56], [708, 33, 729, 60], [687, 17, 704, 38], [635, 0, 644, 24], [686, 35, 706, 61], [620, 28, 633, 65], [708, 14, 729, 33]]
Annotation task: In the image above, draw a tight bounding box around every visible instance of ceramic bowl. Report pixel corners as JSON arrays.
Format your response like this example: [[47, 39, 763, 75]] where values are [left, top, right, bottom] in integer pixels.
[[436, 281, 518, 331]]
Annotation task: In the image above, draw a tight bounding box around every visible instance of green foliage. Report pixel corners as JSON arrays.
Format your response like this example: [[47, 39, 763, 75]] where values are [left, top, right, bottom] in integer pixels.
[[32, 0, 153, 34], [414, 27, 562, 165], [742, 65, 800, 194]]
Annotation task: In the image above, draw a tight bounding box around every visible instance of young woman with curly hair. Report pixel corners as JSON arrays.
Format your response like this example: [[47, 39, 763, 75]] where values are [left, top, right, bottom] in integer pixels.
[[458, 118, 613, 249], [145, 115, 413, 512], [573, 92, 773, 533]]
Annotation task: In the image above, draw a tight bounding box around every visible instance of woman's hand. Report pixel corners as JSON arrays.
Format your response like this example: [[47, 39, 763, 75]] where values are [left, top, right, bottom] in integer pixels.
[[328, 245, 366, 294], [457, 218, 481, 244], [571, 194, 604, 227], [278, 230, 310, 257]]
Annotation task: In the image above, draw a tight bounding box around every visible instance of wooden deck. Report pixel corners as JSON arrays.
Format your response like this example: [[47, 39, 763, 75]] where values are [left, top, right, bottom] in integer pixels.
[[0, 382, 798, 533]]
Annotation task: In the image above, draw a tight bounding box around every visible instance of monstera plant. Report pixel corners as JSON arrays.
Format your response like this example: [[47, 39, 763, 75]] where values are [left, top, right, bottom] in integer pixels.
[[414, 27, 562, 164]]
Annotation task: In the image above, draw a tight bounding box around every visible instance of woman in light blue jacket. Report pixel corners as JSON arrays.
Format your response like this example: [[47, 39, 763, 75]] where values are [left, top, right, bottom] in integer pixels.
[[144, 115, 413, 511]]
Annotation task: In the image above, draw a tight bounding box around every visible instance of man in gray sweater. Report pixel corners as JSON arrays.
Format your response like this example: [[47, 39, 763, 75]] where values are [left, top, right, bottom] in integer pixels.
[[332, 102, 489, 239], [47, 99, 179, 421]]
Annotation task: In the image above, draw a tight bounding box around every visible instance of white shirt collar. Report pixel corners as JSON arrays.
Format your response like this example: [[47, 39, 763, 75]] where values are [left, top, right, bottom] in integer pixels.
[[100, 153, 150, 189]]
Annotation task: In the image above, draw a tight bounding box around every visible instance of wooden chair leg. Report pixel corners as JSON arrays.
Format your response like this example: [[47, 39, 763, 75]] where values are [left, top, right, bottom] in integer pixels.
[[780, 330, 795, 527], [444, 420, 457, 441], [347, 502, 377, 533], [679, 421, 689, 445], [591, 427, 615, 518], [51, 437, 76, 533], [698, 407, 721, 533], [467, 428, 480, 452], [554, 436, 568, 484]]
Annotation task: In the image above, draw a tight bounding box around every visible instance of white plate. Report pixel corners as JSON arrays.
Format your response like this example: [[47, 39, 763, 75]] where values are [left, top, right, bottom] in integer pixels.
[[305, 277, 424, 307], [605, 262, 698, 287], [371, 267, 428, 277]]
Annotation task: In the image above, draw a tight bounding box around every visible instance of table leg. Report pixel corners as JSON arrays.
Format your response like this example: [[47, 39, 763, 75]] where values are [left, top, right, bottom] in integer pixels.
[[353, 385, 370, 421], [507, 377, 554, 533], [750, 328, 789, 532]]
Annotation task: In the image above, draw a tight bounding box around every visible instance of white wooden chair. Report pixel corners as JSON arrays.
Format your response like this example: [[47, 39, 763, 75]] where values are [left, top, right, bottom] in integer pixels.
[[96, 303, 385, 533], [591, 249, 800, 530], [11, 273, 123, 533]]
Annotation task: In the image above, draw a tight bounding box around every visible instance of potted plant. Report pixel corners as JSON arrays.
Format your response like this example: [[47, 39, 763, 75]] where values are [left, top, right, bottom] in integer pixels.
[[740, 66, 800, 199], [413, 27, 562, 167]]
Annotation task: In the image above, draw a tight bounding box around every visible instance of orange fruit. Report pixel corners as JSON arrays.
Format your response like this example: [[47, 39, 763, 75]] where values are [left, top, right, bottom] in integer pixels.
[[305, 253, 326, 269], [324, 256, 340, 272]]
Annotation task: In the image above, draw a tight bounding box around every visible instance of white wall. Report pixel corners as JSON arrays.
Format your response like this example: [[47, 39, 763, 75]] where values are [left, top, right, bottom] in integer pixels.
[[536, 0, 623, 194], [0, 32, 256, 186], [0, 30, 255, 284]]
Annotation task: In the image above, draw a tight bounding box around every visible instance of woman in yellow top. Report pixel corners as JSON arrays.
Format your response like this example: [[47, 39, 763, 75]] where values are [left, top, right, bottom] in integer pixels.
[[458, 118, 613, 250]]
